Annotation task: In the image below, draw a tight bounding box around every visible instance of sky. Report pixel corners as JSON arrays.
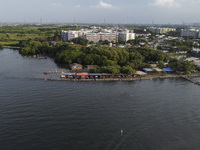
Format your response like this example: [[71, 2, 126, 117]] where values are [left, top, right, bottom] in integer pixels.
[[0, 0, 200, 24]]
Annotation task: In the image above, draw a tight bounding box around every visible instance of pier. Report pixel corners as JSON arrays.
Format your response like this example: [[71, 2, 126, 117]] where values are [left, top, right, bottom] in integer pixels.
[[42, 71, 200, 83]]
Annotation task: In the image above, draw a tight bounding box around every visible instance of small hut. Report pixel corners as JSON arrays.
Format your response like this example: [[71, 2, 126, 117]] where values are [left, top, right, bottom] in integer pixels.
[[70, 63, 83, 71], [89, 73, 102, 79], [142, 68, 154, 73], [134, 71, 147, 77], [163, 68, 174, 73], [76, 73, 89, 79], [65, 73, 75, 79], [154, 68, 163, 73]]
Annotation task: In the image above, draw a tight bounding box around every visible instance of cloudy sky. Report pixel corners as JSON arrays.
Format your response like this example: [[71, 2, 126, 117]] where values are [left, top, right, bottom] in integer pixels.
[[0, 0, 200, 24]]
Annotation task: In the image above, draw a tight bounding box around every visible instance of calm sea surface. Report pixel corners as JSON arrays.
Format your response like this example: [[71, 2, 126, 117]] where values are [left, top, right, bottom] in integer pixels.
[[1, 48, 200, 150]]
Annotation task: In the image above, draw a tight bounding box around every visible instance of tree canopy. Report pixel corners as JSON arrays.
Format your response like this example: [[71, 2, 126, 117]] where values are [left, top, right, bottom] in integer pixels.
[[169, 58, 195, 74], [19, 40, 170, 74]]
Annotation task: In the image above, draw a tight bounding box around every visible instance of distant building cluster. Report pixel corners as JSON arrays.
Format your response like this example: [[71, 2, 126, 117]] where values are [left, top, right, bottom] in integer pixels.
[[136, 29, 151, 37], [180, 28, 200, 38], [61, 27, 136, 43], [148, 27, 176, 34]]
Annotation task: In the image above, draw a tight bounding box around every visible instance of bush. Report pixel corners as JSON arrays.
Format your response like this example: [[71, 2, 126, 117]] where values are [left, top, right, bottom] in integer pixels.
[[0, 44, 3, 50]]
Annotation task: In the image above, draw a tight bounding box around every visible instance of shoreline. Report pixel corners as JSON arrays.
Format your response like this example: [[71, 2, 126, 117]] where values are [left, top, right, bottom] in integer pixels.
[[3, 46, 20, 49], [44, 73, 200, 82]]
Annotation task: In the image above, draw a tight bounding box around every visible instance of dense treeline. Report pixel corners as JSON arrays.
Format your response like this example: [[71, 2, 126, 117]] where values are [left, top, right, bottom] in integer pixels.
[[19, 39, 50, 55], [160, 39, 199, 52], [169, 58, 195, 74], [166, 40, 193, 47], [19, 40, 169, 74]]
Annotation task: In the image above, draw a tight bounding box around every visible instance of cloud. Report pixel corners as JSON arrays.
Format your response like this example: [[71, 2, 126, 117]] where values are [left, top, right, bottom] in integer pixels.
[[51, 3, 61, 7], [90, 0, 117, 9], [149, 0, 181, 8]]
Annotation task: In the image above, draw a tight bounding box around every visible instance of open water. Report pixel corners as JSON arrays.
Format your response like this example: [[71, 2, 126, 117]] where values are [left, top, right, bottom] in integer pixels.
[[1, 48, 200, 150]]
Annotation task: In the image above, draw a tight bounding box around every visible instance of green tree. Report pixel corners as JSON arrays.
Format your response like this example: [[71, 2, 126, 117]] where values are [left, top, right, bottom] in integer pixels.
[[72, 37, 88, 46], [121, 65, 136, 74], [0, 44, 3, 50], [158, 61, 165, 68]]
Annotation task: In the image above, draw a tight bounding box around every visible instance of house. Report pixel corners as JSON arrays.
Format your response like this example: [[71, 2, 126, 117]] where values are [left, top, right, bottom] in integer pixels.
[[142, 68, 155, 73], [147, 61, 158, 68], [70, 63, 83, 71], [154, 68, 163, 73], [114, 73, 129, 78], [65, 73, 76, 79], [163, 68, 174, 73], [88, 73, 103, 79], [185, 57, 199, 62], [136, 31, 151, 37], [191, 49, 200, 55], [76, 73, 89, 79], [134, 71, 147, 76]]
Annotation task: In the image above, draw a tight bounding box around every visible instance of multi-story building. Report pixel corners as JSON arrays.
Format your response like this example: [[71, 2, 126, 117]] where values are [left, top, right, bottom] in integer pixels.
[[148, 27, 176, 34], [180, 28, 200, 38], [118, 30, 135, 41], [84, 32, 118, 43], [61, 30, 79, 41], [61, 28, 135, 43]]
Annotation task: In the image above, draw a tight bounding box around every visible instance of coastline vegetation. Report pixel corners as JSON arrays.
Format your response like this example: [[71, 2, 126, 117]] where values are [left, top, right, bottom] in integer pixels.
[[19, 38, 169, 74], [19, 38, 197, 74], [0, 25, 197, 74]]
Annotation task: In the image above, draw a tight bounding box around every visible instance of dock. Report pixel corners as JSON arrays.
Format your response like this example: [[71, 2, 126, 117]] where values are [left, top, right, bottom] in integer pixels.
[[42, 71, 200, 83]]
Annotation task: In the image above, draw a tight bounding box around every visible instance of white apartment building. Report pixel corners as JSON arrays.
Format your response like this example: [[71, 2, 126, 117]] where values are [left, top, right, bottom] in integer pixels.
[[61, 28, 135, 43], [180, 28, 200, 38], [85, 32, 118, 43], [61, 30, 79, 41], [118, 30, 135, 41]]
